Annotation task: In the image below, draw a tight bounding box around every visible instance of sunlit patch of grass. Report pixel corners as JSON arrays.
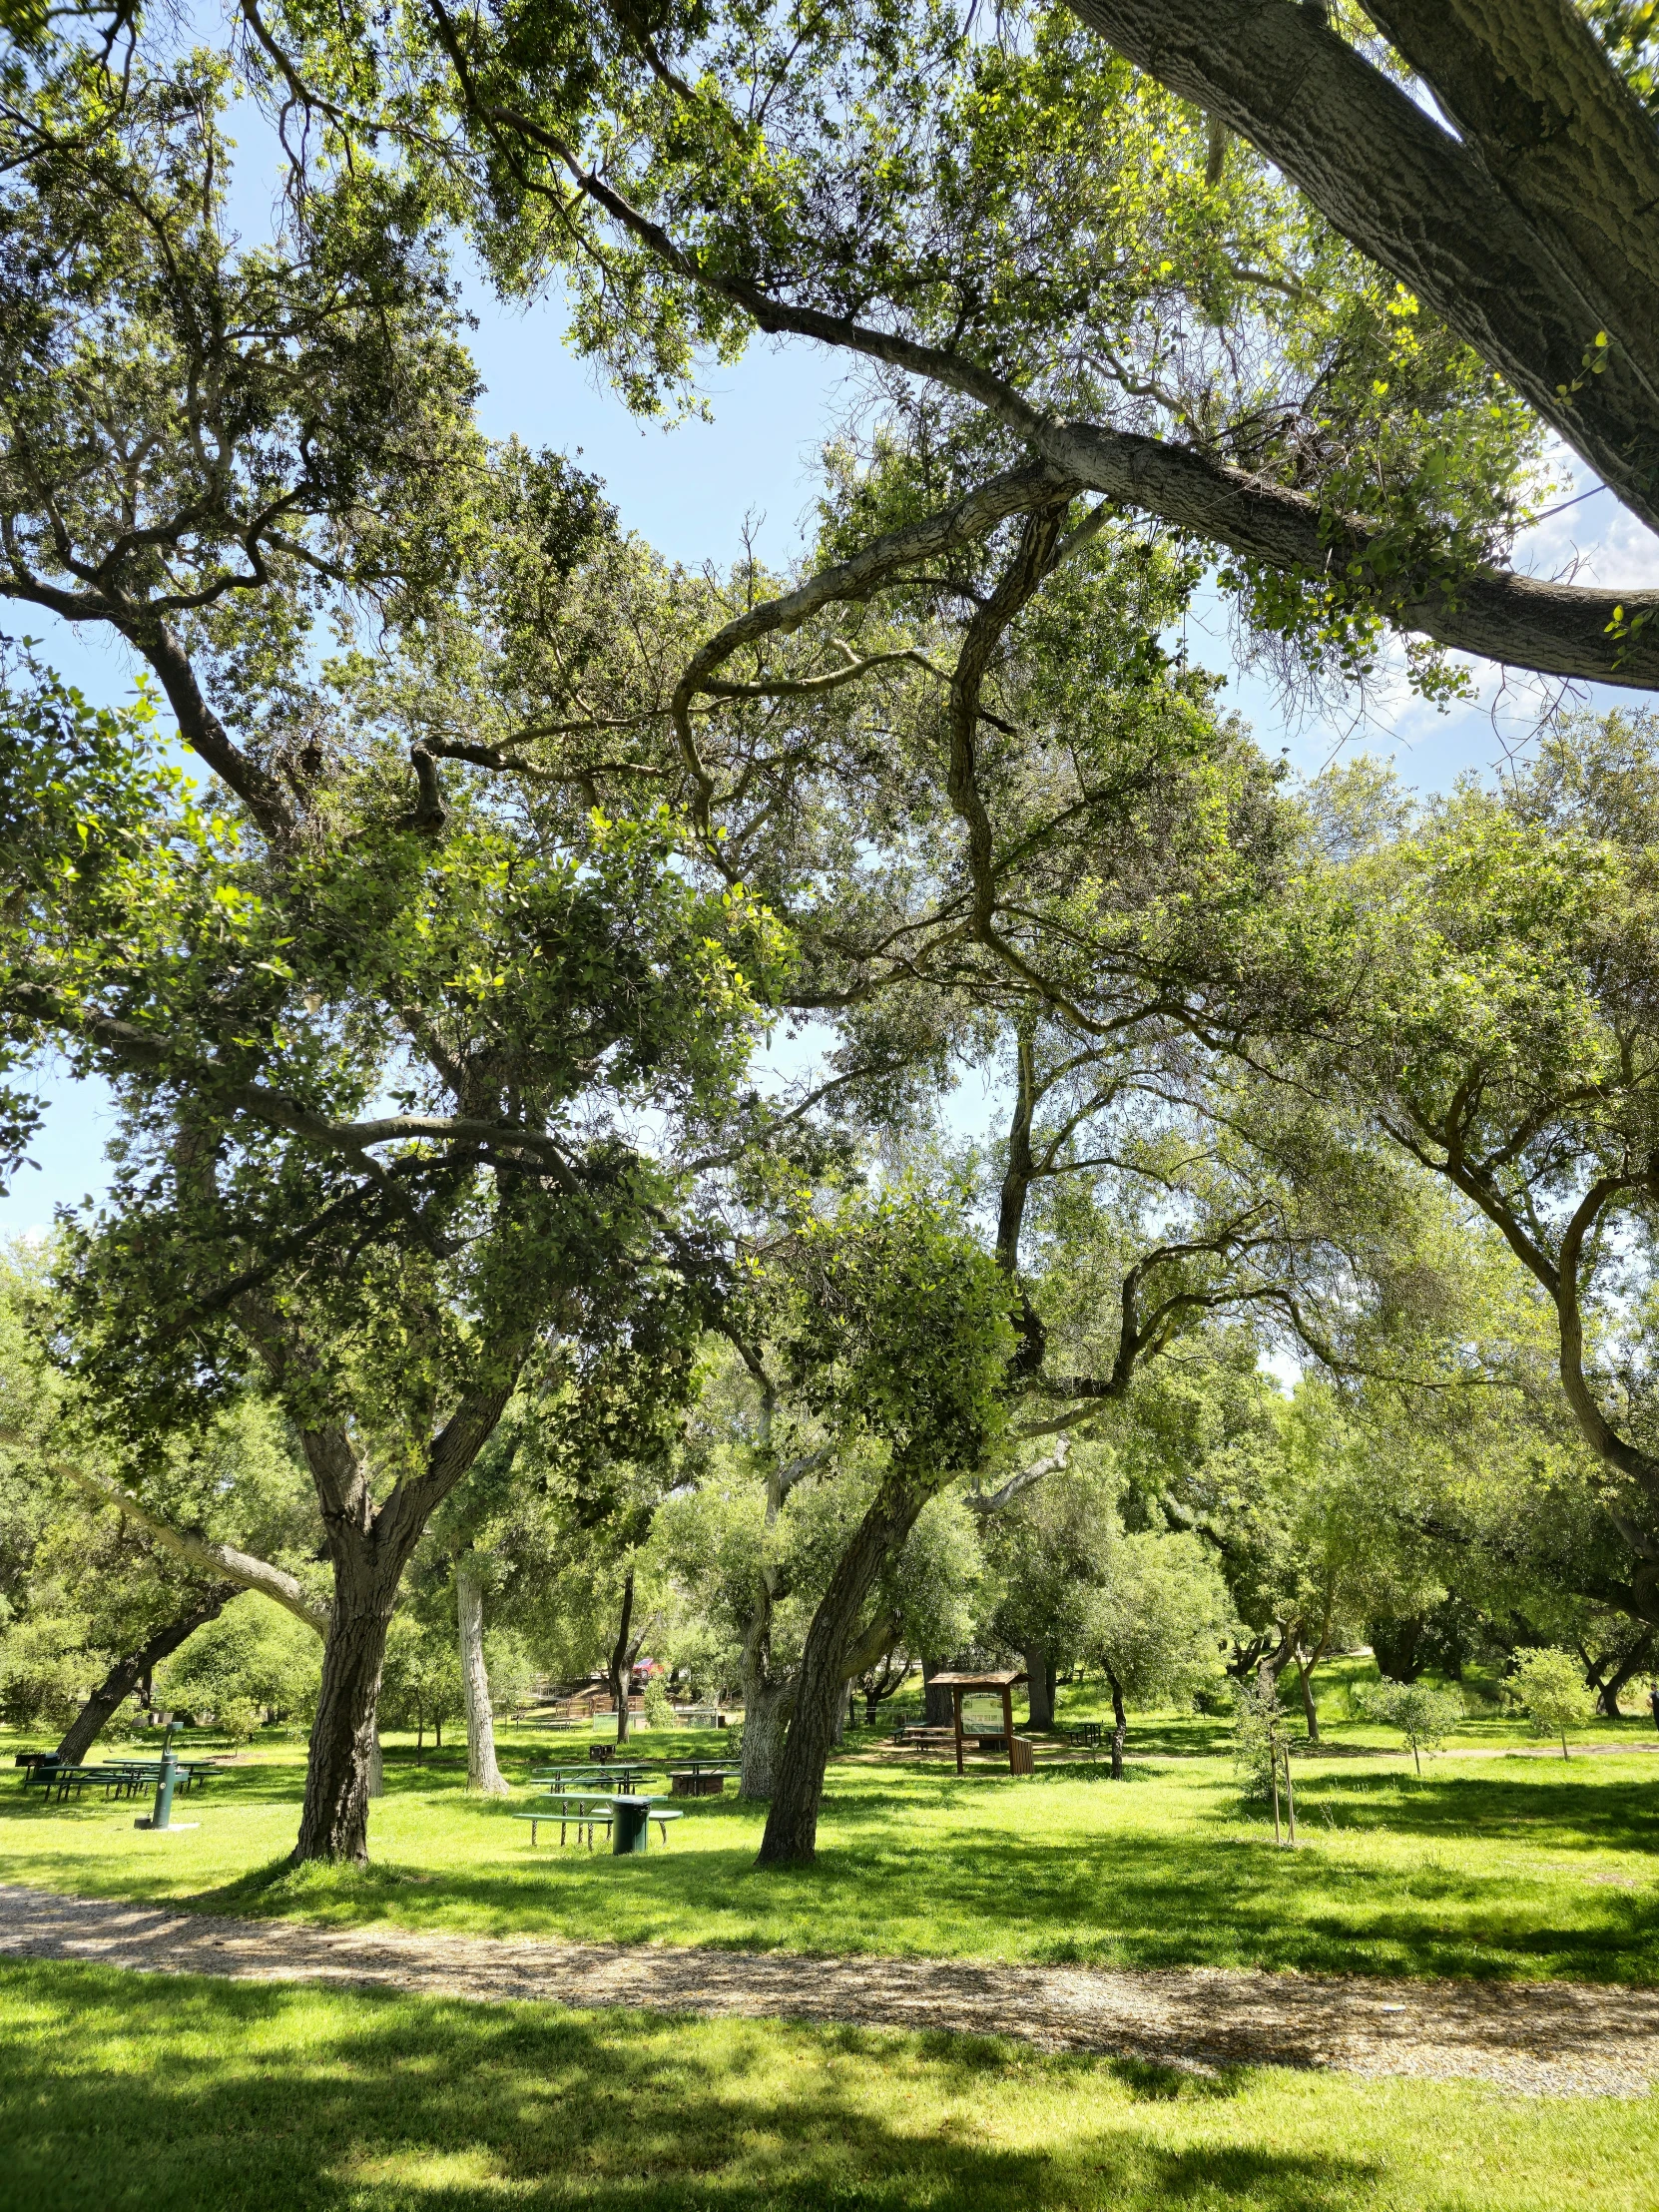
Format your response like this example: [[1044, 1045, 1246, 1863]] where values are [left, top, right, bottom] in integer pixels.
[[2, 1959, 1656, 2212], [4, 1718, 1658, 1984]]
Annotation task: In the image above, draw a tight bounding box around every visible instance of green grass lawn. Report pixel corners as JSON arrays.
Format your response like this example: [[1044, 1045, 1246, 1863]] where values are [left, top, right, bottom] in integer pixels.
[[6, 1713, 1658, 1984], [3, 1957, 1656, 2212]]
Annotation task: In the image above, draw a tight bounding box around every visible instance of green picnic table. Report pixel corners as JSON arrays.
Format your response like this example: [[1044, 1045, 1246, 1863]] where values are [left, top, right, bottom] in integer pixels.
[[515, 1791, 683, 1854], [529, 1762, 649, 1795]]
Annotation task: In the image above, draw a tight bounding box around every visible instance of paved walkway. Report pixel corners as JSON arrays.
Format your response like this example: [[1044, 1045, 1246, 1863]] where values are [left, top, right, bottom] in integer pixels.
[[3, 1884, 1657, 2096]]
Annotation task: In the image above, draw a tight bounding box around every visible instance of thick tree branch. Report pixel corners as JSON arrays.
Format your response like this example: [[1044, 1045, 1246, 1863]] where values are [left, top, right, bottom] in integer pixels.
[[13, 1437, 329, 1635], [1065, 0, 1659, 538]]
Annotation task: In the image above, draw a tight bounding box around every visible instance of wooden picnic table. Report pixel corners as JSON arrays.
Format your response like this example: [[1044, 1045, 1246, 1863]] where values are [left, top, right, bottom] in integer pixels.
[[665, 1758, 742, 1796]]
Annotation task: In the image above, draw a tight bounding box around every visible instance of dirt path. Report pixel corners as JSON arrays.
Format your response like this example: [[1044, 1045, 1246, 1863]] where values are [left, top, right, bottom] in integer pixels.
[[3, 1884, 1657, 2097]]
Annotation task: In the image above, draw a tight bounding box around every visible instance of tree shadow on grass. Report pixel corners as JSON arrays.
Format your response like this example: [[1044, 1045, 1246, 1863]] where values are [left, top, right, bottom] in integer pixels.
[[107, 1762, 1659, 1987], [12, 1749, 1658, 1990], [0, 1959, 1379, 2212], [1303, 1768, 1659, 1849]]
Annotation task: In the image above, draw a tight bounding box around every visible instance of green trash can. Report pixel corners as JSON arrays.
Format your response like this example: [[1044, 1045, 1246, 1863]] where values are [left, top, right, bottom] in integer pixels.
[[611, 1796, 652, 1855]]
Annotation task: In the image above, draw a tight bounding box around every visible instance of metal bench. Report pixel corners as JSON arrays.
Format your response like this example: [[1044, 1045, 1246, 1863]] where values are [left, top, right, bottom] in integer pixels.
[[35, 1765, 94, 1804], [515, 1797, 615, 1849], [516, 1795, 684, 1850]]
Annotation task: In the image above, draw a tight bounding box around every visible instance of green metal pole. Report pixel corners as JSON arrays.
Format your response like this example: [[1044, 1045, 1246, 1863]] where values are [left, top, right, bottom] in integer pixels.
[[141, 1724, 179, 1831]]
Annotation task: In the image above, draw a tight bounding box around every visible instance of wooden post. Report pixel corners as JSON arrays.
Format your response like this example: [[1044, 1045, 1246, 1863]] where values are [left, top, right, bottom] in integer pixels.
[[952, 1685, 965, 1776], [1001, 1683, 1015, 1773], [1271, 1745, 1282, 1847]]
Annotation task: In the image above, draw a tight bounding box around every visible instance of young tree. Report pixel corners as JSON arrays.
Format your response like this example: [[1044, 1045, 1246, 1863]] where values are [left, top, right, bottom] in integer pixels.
[[1512, 1646, 1597, 1759], [1230, 1669, 1296, 1843], [1358, 1679, 1464, 1777]]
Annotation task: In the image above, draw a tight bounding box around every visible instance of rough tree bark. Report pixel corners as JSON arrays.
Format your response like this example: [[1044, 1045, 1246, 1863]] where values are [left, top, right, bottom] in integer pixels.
[[1024, 1644, 1057, 1730], [758, 1478, 926, 1866], [54, 1588, 232, 1765], [288, 1382, 515, 1866], [455, 1553, 509, 1796], [290, 1537, 405, 1863], [922, 1658, 956, 1727], [741, 1676, 794, 1799], [1063, 0, 1659, 538]]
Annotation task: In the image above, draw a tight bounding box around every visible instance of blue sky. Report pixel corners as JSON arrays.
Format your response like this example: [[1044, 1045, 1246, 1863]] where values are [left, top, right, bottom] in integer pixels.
[[8, 234, 1659, 1232]]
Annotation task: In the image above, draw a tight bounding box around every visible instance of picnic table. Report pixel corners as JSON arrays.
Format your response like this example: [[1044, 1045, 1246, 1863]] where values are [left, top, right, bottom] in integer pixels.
[[891, 1724, 958, 1753], [17, 1753, 227, 1805], [665, 1758, 742, 1797], [516, 1790, 683, 1855], [529, 1762, 650, 1796], [104, 1757, 226, 1790]]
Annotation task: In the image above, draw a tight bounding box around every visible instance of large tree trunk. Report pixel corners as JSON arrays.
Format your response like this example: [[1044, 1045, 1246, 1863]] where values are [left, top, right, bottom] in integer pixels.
[[1024, 1644, 1055, 1730], [290, 1540, 402, 1866], [922, 1657, 955, 1726], [456, 1554, 508, 1796], [1107, 1667, 1128, 1781], [55, 1590, 231, 1765], [740, 1676, 793, 1800], [1370, 1614, 1426, 1682], [1592, 1632, 1654, 1719], [758, 1479, 923, 1867]]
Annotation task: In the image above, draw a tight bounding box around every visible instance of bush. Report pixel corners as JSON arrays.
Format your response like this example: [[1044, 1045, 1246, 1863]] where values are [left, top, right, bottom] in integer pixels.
[[216, 1697, 262, 1747], [0, 1614, 98, 1730], [1357, 1680, 1464, 1775], [1509, 1647, 1594, 1758], [642, 1677, 675, 1730], [154, 1595, 320, 1725]]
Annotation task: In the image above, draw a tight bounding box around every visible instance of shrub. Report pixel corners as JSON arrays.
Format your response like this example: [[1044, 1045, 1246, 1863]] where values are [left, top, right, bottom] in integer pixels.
[[642, 1677, 675, 1730], [216, 1697, 261, 1747]]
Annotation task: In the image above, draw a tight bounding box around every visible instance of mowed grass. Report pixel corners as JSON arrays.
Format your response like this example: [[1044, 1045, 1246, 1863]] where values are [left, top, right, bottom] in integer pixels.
[[5, 1712, 1659, 1984], [3, 1958, 1657, 2212]]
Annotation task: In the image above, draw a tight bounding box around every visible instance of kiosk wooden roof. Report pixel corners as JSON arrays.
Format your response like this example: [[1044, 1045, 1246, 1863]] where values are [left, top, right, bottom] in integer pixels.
[[926, 1669, 1031, 1775]]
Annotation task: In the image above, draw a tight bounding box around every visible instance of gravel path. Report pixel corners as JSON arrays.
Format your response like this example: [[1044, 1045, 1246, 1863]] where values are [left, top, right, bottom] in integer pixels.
[[3, 1884, 1657, 2097]]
